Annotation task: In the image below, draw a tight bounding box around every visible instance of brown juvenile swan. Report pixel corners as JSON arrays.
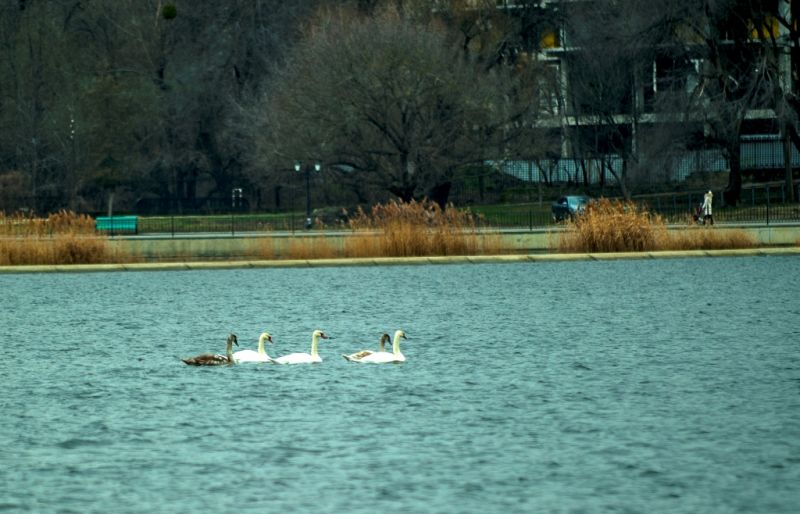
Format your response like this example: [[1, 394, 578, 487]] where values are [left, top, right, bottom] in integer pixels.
[[182, 334, 239, 366], [343, 332, 391, 362], [344, 330, 407, 364]]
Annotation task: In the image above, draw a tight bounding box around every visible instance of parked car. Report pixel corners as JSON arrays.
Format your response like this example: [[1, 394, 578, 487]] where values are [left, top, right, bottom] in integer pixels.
[[551, 195, 591, 222]]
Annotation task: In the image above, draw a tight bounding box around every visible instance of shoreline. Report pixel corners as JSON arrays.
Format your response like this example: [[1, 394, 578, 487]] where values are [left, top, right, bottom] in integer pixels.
[[2, 246, 798, 274]]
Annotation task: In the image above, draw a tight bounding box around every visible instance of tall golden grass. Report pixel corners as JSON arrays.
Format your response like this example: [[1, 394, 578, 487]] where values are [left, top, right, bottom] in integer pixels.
[[0, 210, 96, 236], [255, 200, 503, 259], [555, 199, 757, 253], [0, 210, 125, 265], [343, 199, 502, 257], [285, 236, 339, 260]]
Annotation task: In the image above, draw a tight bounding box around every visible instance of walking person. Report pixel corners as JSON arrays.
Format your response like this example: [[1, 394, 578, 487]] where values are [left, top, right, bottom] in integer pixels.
[[702, 190, 714, 225]]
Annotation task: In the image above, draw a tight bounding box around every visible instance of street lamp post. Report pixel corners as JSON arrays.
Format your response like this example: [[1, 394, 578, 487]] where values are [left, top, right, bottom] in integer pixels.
[[69, 114, 76, 211], [295, 162, 321, 229], [231, 188, 243, 236], [231, 188, 243, 210]]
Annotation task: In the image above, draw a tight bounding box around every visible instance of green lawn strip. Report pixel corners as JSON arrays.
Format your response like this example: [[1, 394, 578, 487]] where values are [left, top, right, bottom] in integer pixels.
[[138, 213, 297, 233]]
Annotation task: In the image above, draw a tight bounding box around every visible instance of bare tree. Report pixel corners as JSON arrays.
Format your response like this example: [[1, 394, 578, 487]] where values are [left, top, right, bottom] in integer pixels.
[[559, 0, 663, 199], [257, 6, 540, 206], [0, 0, 318, 213], [0, 1, 84, 211], [644, 0, 783, 205], [740, 0, 798, 202]]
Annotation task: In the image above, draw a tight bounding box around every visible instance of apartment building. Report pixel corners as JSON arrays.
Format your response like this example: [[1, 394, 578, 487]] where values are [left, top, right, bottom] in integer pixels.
[[486, 0, 797, 199]]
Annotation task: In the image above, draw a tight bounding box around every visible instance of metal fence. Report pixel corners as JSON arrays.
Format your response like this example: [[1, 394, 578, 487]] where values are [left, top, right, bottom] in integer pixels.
[[133, 213, 312, 236], [469, 202, 800, 229], [107, 182, 799, 236], [468, 182, 800, 229], [7, 180, 799, 236]]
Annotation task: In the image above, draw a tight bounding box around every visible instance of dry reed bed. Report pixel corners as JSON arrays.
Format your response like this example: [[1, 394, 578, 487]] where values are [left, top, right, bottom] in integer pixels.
[[1, 201, 769, 266], [258, 200, 503, 260], [556, 199, 757, 253], [0, 210, 123, 265]]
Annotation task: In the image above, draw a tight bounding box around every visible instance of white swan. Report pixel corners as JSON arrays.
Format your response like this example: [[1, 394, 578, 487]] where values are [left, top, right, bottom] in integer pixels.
[[182, 334, 238, 366], [348, 330, 407, 363], [273, 330, 329, 364], [343, 333, 390, 362], [233, 332, 273, 363]]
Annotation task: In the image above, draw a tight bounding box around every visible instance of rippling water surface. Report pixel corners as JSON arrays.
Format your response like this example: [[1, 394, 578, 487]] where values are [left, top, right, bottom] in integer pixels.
[[1, 257, 799, 513]]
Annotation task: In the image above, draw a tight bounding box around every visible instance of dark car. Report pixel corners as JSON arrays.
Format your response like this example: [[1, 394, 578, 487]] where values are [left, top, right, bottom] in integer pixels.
[[551, 195, 591, 222]]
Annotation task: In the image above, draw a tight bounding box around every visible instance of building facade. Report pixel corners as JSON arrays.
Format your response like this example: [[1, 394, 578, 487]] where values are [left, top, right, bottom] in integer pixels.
[[482, 0, 798, 201]]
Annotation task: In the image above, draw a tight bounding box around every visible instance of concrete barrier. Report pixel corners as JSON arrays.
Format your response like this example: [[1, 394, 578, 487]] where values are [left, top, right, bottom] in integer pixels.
[[1, 225, 798, 273], [1, 246, 798, 274], [104, 225, 799, 262]]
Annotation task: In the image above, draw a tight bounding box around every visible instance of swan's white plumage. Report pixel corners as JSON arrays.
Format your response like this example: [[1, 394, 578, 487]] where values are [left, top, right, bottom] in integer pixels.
[[233, 332, 273, 363], [343, 333, 390, 362], [348, 330, 406, 363], [273, 330, 329, 364]]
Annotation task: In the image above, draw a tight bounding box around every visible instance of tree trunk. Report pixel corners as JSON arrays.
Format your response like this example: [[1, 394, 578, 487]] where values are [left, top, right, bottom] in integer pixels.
[[391, 153, 416, 202], [784, 121, 796, 202], [186, 168, 198, 209], [429, 181, 451, 210], [174, 168, 184, 214], [618, 159, 630, 201], [724, 142, 742, 206], [388, 185, 415, 202]]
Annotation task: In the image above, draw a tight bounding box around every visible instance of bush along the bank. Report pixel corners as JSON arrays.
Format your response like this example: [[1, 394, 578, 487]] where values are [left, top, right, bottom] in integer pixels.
[[344, 199, 502, 258], [556, 199, 756, 253], [0, 210, 126, 265]]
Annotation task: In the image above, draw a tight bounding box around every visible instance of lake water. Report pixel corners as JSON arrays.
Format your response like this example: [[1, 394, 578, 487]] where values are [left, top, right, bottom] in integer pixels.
[[1, 257, 799, 513]]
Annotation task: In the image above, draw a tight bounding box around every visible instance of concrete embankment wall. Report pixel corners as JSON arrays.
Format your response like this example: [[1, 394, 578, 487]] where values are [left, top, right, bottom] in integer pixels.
[[0, 225, 798, 274], [2, 247, 799, 274], [105, 225, 800, 262]]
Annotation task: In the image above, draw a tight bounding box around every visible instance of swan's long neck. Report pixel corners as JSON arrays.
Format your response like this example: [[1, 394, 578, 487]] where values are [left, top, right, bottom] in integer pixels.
[[311, 334, 319, 357], [258, 336, 266, 355], [392, 333, 402, 355], [226, 340, 234, 361], [379, 340, 386, 352]]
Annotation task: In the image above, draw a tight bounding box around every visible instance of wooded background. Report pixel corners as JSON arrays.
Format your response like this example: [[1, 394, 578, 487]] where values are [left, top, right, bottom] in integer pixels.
[[2, 0, 797, 214]]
